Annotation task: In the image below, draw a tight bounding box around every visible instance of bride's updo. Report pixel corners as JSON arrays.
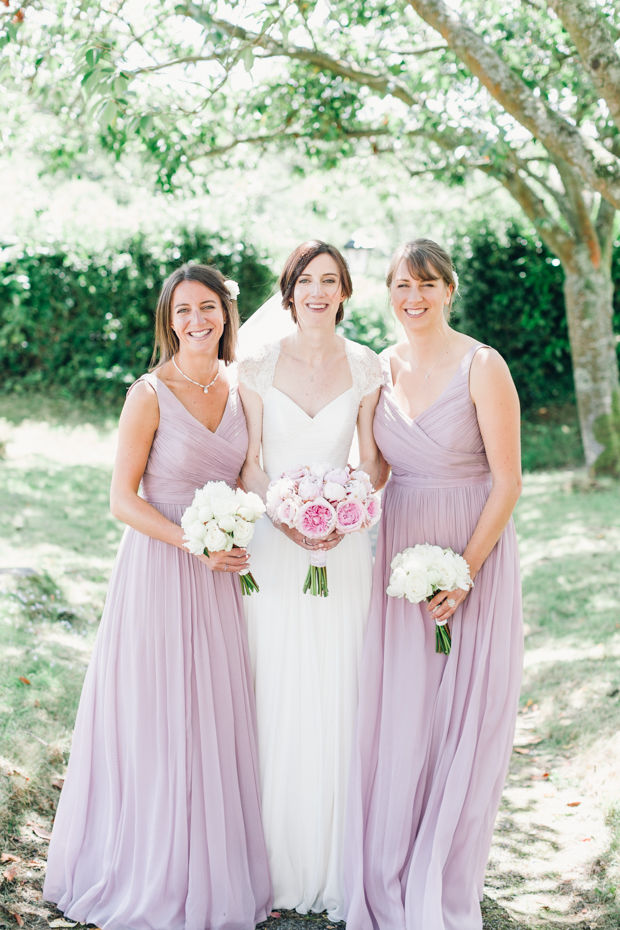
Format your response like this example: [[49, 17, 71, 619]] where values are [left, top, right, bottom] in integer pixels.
[[279, 240, 353, 324]]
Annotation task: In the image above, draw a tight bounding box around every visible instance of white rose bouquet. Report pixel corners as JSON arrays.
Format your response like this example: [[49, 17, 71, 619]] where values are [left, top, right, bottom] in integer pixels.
[[181, 481, 265, 594], [266, 463, 381, 597], [386, 543, 473, 654]]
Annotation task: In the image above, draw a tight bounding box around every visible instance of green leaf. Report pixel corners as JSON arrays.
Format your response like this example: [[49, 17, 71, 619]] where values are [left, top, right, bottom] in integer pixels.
[[242, 46, 254, 72], [97, 99, 118, 128]]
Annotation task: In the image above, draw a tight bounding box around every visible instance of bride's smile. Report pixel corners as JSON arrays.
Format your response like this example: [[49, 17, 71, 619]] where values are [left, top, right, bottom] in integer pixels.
[[293, 253, 344, 326]]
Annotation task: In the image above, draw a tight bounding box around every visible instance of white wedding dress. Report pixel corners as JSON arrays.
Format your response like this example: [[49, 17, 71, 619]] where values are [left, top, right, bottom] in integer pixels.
[[238, 338, 383, 920]]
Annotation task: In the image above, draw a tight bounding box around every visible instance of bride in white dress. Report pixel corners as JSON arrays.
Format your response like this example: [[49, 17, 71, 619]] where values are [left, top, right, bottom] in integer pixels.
[[238, 241, 383, 920]]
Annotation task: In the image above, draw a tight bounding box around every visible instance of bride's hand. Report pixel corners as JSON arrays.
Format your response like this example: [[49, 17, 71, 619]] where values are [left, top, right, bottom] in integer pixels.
[[195, 549, 250, 573], [273, 521, 343, 551]]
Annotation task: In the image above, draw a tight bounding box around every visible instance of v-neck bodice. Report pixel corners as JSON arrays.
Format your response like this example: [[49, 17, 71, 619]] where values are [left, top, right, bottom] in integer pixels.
[[132, 372, 248, 505], [375, 343, 492, 489]]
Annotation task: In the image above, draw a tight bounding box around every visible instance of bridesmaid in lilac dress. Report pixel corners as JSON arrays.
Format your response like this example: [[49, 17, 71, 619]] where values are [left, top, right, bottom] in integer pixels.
[[44, 265, 272, 930], [344, 239, 523, 930]]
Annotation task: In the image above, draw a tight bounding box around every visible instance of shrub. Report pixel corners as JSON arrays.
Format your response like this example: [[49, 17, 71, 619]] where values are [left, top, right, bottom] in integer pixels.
[[0, 230, 275, 404]]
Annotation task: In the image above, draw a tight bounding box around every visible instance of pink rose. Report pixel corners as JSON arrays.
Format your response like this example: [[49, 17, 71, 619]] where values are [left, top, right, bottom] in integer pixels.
[[324, 467, 349, 486], [297, 498, 336, 538], [285, 465, 309, 480], [365, 495, 382, 527], [351, 469, 374, 493], [335, 498, 366, 533], [277, 499, 299, 527], [298, 477, 321, 501]]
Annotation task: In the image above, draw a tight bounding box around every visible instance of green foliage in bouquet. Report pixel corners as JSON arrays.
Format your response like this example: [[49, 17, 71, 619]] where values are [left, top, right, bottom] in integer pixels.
[[0, 230, 275, 404]]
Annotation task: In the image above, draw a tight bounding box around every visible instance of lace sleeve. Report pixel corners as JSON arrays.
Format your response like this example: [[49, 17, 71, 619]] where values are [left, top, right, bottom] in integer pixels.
[[345, 341, 385, 401], [237, 341, 281, 400]]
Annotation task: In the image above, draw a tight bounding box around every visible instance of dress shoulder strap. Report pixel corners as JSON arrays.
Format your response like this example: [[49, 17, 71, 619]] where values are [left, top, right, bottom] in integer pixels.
[[345, 340, 384, 400], [238, 340, 281, 400], [127, 371, 159, 395]]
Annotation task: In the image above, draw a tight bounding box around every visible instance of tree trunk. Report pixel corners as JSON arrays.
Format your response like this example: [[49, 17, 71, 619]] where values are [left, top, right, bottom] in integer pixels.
[[562, 248, 620, 471]]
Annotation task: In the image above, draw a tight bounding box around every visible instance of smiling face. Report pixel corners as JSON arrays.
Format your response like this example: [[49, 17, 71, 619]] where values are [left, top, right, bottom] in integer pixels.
[[292, 254, 344, 329], [170, 279, 226, 356], [389, 259, 453, 333]]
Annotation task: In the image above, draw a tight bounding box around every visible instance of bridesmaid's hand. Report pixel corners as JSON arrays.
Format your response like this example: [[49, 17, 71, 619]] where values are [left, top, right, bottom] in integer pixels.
[[426, 583, 473, 623], [273, 521, 343, 551], [196, 549, 250, 573]]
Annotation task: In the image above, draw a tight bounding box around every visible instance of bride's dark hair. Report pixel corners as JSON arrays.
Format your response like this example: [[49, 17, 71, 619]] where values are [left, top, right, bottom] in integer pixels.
[[279, 240, 353, 325]]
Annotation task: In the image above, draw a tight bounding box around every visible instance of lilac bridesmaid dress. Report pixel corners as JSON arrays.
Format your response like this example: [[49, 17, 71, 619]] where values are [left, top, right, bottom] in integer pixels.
[[344, 345, 523, 930], [44, 374, 272, 930]]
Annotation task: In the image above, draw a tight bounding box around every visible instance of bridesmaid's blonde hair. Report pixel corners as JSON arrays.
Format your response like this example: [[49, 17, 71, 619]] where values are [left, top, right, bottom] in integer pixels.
[[150, 264, 239, 369], [386, 239, 458, 317]]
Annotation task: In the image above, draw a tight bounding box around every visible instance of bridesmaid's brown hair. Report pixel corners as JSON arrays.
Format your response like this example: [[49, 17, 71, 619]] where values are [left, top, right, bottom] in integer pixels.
[[150, 264, 239, 369], [386, 239, 458, 316], [279, 240, 353, 325]]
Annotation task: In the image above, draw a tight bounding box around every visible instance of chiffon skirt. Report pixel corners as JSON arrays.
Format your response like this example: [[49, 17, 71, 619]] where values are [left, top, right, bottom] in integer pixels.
[[344, 480, 523, 930], [44, 505, 272, 930]]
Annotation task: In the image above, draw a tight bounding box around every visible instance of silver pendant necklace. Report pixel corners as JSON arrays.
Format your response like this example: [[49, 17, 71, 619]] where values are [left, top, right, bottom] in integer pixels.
[[411, 334, 451, 380], [293, 334, 338, 382], [172, 355, 220, 394]]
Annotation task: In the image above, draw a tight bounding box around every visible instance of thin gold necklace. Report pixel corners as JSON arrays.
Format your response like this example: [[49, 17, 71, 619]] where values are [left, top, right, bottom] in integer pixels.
[[172, 355, 220, 394], [410, 333, 451, 380], [293, 334, 339, 382]]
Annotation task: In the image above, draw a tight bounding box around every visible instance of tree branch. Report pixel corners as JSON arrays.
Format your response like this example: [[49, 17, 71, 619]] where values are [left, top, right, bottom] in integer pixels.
[[181, 11, 419, 108], [547, 0, 620, 132], [407, 0, 620, 209], [480, 163, 576, 263], [551, 154, 602, 265], [595, 196, 616, 270]]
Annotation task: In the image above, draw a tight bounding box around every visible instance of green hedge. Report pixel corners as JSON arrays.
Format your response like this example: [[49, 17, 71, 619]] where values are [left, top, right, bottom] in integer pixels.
[[0, 231, 275, 403]]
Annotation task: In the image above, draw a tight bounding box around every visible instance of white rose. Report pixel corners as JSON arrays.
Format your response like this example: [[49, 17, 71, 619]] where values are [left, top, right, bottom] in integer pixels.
[[204, 522, 231, 553], [426, 554, 458, 592], [403, 568, 433, 603], [323, 481, 347, 502], [233, 519, 254, 547], [211, 494, 238, 519], [224, 279, 240, 300], [236, 490, 265, 520], [181, 505, 200, 528], [298, 477, 321, 501], [192, 488, 210, 508], [184, 534, 206, 556], [218, 514, 237, 533], [198, 504, 214, 523], [187, 520, 207, 541], [390, 551, 404, 570], [386, 566, 407, 598]]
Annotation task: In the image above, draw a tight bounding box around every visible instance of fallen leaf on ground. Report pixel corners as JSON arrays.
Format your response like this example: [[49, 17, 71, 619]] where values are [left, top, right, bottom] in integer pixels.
[[3, 867, 17, 881], [567, 801, 581, 807], [582, 837, 592, 842], [14, 916, 24, 927], [513, 747, 530, 755], [269, 912, 281, 918], [1, 854, 20, 863], [30, 825, 52, 840], [531, 772, 550, 780], [51, 778, 65, 790], [48, 920, 78, 928], [18, 677, 31, 685]]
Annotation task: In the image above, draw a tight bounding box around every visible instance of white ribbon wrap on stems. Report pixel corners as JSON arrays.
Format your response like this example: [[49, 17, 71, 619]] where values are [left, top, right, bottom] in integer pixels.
[[310, 549, 327, 568]]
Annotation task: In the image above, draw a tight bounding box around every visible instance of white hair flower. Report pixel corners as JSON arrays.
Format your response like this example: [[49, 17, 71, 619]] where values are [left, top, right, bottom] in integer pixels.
[[224, 280, 240, 300], [452, 270, 459, 291]]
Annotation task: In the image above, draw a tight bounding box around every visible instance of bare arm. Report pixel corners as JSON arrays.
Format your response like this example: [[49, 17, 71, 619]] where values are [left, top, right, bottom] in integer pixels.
[[110, 381, 249, 573], [430, 347, 522, 622], [238, 383, 270, 499], [355, 387, 381, 487]]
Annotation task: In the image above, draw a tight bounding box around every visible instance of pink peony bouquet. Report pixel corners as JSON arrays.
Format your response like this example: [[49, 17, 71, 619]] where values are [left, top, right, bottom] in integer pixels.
[[266, 463, 382, 597]]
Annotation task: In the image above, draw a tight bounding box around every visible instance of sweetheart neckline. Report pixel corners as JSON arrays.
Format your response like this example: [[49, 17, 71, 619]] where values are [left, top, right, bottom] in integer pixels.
[[268, 386, 356, 421]]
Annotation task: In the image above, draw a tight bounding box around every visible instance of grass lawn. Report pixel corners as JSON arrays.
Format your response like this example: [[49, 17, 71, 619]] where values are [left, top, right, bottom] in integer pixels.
[[0, 398, 618, 930]]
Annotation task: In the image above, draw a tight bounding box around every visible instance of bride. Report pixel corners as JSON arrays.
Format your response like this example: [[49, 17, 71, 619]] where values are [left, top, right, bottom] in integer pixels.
[[238, 240, 383, 920]]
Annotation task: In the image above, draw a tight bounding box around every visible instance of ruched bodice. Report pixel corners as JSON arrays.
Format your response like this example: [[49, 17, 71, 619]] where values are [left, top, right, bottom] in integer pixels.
[[262, 387, 359, 477], [374, 344, 491, 489], [138, 373, 247, 506]]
